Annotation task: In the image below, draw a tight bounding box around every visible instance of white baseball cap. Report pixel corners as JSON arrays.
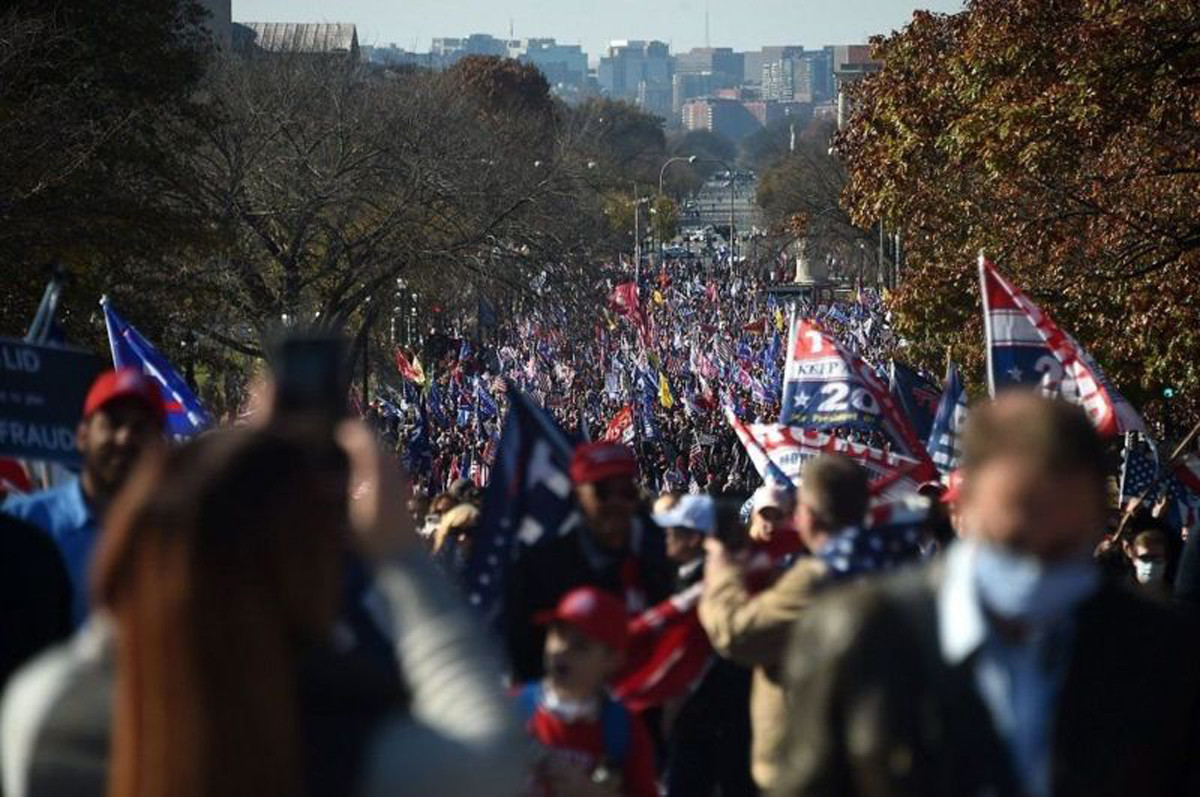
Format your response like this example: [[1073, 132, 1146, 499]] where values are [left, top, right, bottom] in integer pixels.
[[752, 483, 794, 514], [652, 494, 717, 535]]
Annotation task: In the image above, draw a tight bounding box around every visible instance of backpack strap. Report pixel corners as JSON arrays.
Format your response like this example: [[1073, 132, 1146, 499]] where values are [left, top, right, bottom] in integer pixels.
[[515, 682, 543, 728], [599, 696, 632, 771]]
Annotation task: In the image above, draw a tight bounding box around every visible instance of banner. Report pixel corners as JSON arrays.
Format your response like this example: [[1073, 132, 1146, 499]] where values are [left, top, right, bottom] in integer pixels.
[[102, 298, 211, 438], [0, 338, 104, 466], [780, 319, 936, 476], [728, 412, 926, 499], [979, 255, 1144, 438]]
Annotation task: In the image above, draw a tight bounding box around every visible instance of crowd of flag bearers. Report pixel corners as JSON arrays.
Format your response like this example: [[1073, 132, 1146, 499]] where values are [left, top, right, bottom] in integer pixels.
[[3, 246, 1200, 796]]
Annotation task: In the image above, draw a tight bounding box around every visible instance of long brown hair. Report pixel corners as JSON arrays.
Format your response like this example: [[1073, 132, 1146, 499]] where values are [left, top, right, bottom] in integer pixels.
[[94, 427, 347, 797]]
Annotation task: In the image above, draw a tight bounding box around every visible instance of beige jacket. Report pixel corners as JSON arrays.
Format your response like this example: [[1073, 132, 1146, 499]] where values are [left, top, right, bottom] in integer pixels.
[[698, 555, 828, 790]]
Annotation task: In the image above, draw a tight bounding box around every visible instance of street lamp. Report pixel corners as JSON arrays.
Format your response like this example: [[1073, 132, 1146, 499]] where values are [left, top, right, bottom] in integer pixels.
[[658, 155, 697, 196]]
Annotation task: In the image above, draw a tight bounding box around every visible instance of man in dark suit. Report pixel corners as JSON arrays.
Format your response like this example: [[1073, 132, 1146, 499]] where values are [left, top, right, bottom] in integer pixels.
[[772, 394, 1200, 797]]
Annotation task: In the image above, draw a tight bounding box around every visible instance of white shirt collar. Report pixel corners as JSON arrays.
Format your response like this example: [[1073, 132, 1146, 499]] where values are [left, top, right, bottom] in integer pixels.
[[937, 540, 988, 666]]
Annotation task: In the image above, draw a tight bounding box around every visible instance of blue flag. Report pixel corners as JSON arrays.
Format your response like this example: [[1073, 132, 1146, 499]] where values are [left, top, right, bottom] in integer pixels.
[[101, 298, 211, 438], [475, 377, 499, 421], [465, 386, 577, 628], [926, 361, 968, 475], [889, 361, 942, 443], [428, 382, 449, 427], [404, 405, 433, 474]]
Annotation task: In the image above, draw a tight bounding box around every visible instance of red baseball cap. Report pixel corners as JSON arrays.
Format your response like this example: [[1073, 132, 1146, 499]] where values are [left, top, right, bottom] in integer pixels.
[[569, 442, 637, 485], [940, 469, 964, 505], [83, 368, 166, 426], [536, 586, 628, 652]]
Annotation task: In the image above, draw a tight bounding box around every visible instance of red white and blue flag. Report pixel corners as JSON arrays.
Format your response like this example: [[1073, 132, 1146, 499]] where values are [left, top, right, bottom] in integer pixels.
[[979, 255, 1145, 438], [780, 318, 936, 476]]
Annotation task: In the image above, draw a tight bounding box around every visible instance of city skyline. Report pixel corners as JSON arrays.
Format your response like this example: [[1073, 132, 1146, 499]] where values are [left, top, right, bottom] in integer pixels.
[[234, 0, 966, 62]]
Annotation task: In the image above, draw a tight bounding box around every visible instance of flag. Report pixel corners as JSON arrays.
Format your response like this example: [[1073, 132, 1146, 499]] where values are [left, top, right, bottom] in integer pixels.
[[602, 406, 636, 444], [101, 298, 211, 438], [1164, 455, 1200, 538], [475, 377, 499, 421], [926, 361, 968, 476], [774, 307, 786, 332], [394, 348, 426, 385], [1119, 438, 1162, 505], [742, 318, 767, 335], [609, 282, 648, 337], [403, 406, 433, 475], [613, 583, 713, 711], [979, 255, 1144, 438], [26, 275, 67, 345], [658, 372, 674, 409], [427, 382, 449, 427], [889, 361, 942, 442], [727, 411, 926, 500], [780, 318, 935, 476], [466, 386, 579, 627]]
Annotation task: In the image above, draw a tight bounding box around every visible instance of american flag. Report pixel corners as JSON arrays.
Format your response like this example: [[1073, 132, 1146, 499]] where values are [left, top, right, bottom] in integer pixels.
[[1119, 437, 1161, 504], [465, 385, 579, 627], [927, 362, 968, 476]]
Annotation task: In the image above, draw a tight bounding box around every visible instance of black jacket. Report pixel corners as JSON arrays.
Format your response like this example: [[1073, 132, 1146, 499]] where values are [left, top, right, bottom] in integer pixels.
[[505, 516, 672, 681]]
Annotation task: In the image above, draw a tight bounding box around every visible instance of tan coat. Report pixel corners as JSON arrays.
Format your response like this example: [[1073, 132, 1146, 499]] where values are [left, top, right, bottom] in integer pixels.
[[698, 555, 828, 790]]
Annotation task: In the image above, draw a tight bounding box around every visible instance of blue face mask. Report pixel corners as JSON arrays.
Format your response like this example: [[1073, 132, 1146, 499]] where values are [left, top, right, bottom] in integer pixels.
[[972, 542, 1100, 625]]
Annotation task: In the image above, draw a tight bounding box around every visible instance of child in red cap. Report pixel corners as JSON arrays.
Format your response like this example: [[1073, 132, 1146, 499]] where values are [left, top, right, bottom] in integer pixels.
[[515, 586, 657, 797]]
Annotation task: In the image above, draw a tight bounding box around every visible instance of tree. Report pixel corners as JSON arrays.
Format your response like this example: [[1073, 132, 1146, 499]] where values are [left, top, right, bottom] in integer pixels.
[[838, 0, 1200, 427], [0, 1, 213, 345]]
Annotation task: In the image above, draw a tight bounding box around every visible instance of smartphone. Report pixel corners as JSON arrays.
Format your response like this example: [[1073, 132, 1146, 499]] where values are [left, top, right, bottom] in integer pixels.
[[269, 334, 349, 426]]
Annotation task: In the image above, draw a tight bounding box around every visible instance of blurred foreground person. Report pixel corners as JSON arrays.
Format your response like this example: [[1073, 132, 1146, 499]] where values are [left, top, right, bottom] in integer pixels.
[[1, 424, 525, 797], [772, 395, 1200, 797], [4, 369, 165, 626], [700, 456, 869, 791], [515, 587, 657, 797]]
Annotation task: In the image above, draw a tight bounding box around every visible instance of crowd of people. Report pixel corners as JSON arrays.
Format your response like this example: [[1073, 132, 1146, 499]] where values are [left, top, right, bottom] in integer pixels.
[[3, 245, 1200, 797], [369, 246, 897, 502]]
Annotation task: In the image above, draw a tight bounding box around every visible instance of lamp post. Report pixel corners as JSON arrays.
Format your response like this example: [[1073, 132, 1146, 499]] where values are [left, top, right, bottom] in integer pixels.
[[656, 155, 697, 265], [695, 158, 737, 262]]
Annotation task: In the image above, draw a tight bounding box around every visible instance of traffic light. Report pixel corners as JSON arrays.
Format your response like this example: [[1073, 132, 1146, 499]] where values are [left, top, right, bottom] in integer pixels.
[[1163, 386, 1177, 400]]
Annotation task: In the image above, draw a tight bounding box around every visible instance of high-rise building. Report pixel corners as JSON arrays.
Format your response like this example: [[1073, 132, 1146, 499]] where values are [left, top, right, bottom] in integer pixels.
[[762, 49, 835, 104], [515, 39, 588, 88], [741, 46, 803, 86], [431, 33, 510, 64], [831, 45, 881, 128], [598, 40, 672, 114], [674, 47, 744, 80], [680, 97, 760, 141]]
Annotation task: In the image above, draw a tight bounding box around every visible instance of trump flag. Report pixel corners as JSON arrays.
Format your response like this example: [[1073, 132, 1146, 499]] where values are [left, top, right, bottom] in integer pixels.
[[979, 255, 1144, 438]]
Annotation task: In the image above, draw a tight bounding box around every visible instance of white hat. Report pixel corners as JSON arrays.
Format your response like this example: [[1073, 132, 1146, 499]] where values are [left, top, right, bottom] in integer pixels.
[[652, 494, 717, 535], [752, 483, 793, 514]]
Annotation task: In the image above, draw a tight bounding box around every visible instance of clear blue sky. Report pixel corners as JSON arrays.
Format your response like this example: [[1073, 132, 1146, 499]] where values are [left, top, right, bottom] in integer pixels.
[[233, 0, 965, 60]]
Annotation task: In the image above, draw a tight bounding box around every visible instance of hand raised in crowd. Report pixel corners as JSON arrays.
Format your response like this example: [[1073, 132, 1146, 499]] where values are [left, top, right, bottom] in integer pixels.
[[337, 419, 419, 560]]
